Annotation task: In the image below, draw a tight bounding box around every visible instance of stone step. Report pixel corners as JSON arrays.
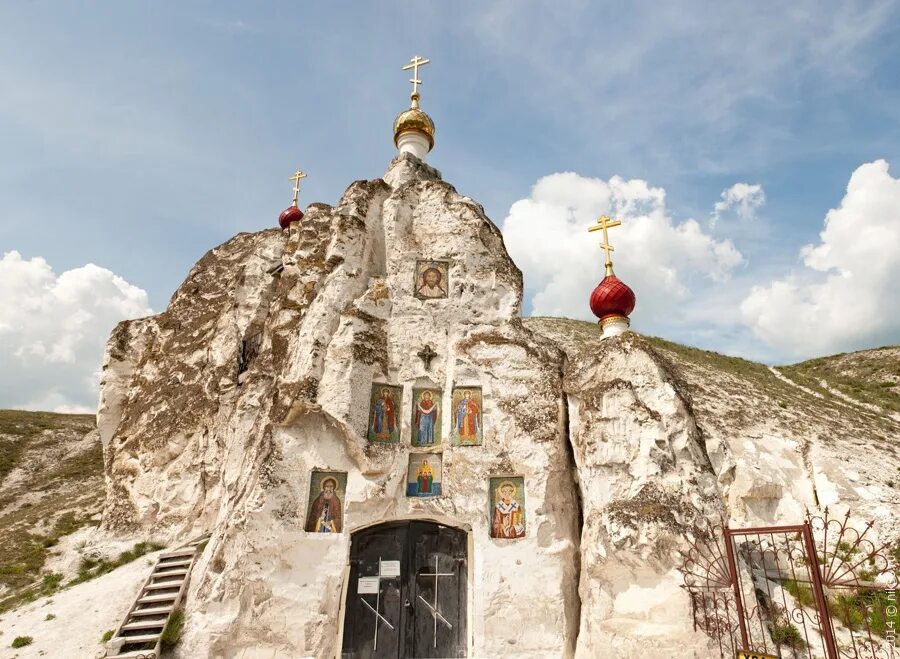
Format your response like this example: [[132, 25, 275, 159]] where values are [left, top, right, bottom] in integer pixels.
[[137, 592, 178, 604], [129, 605, 173, 617], [121, 619, 166, 632]]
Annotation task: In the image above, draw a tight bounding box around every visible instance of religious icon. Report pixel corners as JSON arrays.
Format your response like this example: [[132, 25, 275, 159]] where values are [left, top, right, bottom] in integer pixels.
[[367, 384, 402, 443], [305, 470, 347, 534], [414, 259, 449, 300], [407, 453, 442, 497], [489, 476, 526, 539], [411, 387, 441, 446], [450, 386, 482, 446]]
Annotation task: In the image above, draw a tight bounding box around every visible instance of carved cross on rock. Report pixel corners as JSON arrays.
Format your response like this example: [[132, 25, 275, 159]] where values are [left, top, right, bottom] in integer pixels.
[[417, 344, 437, 370]]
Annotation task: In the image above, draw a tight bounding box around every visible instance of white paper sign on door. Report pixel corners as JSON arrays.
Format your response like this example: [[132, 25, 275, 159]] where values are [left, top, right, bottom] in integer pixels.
[[357, 577, 380, 594], [380, 560, 401, 577]]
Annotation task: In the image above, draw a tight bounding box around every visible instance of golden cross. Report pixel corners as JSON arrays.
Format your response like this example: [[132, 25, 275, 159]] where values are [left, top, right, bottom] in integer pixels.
[[402, 55, 431, 98], [288, 169, 307, 207], [588, 214, 622, 276]]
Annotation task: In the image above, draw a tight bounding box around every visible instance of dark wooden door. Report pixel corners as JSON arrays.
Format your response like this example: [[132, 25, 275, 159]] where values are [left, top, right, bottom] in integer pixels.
[[341, 521, 467, 659]]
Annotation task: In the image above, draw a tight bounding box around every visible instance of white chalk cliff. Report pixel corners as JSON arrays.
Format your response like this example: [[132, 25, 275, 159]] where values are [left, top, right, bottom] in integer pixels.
[[94, 154, 899, 658]]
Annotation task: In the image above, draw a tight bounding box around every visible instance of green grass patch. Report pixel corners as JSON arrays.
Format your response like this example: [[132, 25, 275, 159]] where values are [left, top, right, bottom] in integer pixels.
[[11, 635, 33, 648], [770, 620, 807, 649], [828, 589, 900, 638], [69, 541, 166, 587], [160, 608, 184, 651], [44, 613, 55, 621], [101, 629, 114, 642], [782, 578, 816, 608], [0, 512, 93, 593]]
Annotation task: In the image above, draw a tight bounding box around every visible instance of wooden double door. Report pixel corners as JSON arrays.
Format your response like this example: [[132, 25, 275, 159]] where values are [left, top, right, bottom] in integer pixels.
[[340, 521, 468, 659]]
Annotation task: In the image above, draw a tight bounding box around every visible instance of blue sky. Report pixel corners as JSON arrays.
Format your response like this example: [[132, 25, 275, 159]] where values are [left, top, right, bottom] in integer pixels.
[[2, 2, 900, 410]]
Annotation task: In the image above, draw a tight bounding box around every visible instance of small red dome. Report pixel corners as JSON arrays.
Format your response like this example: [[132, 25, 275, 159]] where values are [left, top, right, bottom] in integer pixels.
[[589, 274, 636, 321], [278, 206, 304, 230]]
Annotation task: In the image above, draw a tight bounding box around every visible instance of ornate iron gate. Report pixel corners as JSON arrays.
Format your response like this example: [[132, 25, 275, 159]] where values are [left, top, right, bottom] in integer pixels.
[[681, 510, 898, 658]]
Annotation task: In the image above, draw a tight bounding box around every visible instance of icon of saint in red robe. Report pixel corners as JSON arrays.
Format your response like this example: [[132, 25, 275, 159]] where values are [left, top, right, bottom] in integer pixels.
[[371, 388, 397, 440], [454, 389, 480, 444]]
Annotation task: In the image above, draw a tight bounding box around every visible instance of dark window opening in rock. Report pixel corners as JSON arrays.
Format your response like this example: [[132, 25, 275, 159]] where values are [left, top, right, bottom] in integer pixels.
[[237, 332, 263, 379]]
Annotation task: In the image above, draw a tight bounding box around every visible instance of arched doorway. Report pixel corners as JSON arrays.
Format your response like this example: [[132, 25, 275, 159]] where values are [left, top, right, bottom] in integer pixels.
[[340, 520, 468, 658]]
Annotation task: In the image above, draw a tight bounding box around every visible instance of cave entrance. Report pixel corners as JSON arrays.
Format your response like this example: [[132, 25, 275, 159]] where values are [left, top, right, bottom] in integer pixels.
[[340, 520, 468, 659]]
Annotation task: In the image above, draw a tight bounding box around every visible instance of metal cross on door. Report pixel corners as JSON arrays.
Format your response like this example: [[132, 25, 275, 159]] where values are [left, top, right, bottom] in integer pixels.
[[341, 521, 468, 659]]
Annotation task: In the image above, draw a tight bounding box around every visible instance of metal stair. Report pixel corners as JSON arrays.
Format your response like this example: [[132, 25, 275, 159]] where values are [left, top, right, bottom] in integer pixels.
[[105, 536, 208, 659]]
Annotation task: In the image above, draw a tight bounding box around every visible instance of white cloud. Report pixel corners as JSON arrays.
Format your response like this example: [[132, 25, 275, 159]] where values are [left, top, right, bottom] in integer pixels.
[[711, 183, 766, 228], [502, 172, 743, 325], [0, 252, 152, 412], [741, 160, 900, 356]]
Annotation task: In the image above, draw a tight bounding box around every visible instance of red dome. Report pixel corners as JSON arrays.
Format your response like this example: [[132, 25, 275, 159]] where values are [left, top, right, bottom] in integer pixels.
[[278, 206, 304, 230], [589, 274, 636, 321]]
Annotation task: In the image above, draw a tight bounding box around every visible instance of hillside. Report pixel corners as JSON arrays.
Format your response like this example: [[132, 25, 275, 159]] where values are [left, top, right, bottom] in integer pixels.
[[0, 410, 103, 613], [525, 317, 900, 535]]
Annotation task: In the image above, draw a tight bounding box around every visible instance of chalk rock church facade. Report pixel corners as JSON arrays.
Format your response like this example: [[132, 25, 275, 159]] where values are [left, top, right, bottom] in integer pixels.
[[97, 58, 722, 658]]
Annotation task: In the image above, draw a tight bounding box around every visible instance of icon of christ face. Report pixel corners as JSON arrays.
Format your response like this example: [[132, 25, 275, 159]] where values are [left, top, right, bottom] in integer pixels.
[[416, 264, 448, 299]]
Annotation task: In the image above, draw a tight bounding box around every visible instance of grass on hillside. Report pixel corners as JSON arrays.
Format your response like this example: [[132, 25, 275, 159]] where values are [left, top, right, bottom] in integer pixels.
[[524, 317, 899, 440], [0, 409, 104, 613], [779, 348, 900, 414], [0, 409, 95, 483]]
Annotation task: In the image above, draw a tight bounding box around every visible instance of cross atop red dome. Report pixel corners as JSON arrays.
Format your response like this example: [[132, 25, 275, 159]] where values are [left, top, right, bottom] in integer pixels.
[[587, 214, 636, 337], [278, 169, 307, 230]]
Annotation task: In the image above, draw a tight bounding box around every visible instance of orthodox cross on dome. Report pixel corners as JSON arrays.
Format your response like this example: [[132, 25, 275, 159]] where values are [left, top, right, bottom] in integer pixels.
[[403, 55, 431, 103], [588, 214, 622, 277], [288, 169, 307, 208]]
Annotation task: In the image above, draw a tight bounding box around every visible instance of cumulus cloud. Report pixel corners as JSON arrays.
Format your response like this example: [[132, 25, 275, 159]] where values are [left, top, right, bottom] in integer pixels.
[[711, 183, 766, 228], [741, 160, 900, 356], [501, 172, 743, 324], [0, 252, 152, 412]]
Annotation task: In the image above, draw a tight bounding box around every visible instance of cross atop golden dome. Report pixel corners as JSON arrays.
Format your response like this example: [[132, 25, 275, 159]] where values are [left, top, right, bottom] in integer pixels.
[[393, 55, 435, 155]]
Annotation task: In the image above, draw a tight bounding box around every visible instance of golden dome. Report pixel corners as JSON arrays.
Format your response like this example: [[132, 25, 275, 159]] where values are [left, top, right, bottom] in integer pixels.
[[393, 94, 435, 150]]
